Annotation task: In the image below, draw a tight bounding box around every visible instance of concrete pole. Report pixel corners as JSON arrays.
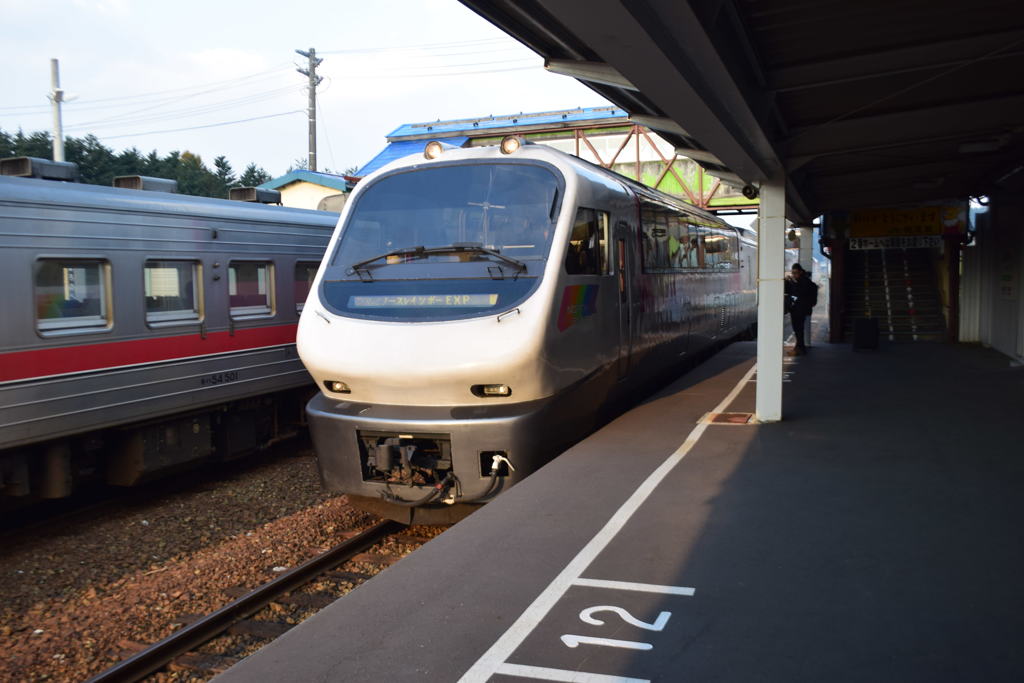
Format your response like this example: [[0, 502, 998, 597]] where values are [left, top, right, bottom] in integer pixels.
[[49, 58, 65, 162], [306, 48, 317, 172], [756, 176, 786, 422], [295, 48, 323, 172]]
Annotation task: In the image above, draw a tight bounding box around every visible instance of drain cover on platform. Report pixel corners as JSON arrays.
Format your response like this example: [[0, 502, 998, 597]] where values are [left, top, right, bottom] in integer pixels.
[[706, 412, 754, 425]]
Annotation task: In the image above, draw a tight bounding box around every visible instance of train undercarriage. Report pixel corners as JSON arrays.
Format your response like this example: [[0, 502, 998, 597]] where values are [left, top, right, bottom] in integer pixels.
[[0, 387, 313, 512]]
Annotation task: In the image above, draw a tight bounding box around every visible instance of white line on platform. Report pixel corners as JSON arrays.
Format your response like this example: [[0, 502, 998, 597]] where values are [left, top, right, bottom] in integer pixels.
[[571, 578, 695, 596], [458, 361, 758, 683], [495, 663, 649, 683]]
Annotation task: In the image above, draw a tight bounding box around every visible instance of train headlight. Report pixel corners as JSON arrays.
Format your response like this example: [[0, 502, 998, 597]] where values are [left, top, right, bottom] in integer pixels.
[[472, 384, 512, 397], [325, 380, 351, 394], [424, 141, 446, 160], [499, 136, 522, 155]]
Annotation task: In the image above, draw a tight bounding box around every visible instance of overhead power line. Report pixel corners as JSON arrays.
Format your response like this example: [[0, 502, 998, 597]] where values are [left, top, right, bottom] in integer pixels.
[[345, 65, 540, 79], [319, 37, 509, 54], [96, 110, 305, 140], [65, 84, 303, 131], [362, 57, 537, 72], [0, 65, 292, 115]]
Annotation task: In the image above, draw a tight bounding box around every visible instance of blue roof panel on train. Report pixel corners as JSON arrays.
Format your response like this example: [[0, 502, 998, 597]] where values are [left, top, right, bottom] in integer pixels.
[[385, 106, 629, 140], [355, 137, 469, 177]]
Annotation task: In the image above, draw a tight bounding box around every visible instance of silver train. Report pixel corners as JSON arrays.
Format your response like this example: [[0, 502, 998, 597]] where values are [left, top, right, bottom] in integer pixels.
[[298, 139, 757, 523], [0, 166, 337, 505]]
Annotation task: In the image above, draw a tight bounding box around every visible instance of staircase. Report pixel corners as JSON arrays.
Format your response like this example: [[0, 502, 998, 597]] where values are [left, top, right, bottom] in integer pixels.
[[843, 248, 946, 341]]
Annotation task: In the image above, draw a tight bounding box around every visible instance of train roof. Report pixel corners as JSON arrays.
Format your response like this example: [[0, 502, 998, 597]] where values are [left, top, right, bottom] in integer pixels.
[[361, 140, 732, 229], [565, 151, 729, 227], [0, 175, 340, 228]]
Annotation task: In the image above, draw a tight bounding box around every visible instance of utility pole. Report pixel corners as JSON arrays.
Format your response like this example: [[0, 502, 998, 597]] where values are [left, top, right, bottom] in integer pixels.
[[49, 58, 65, 162], [295, 48, 323, 171]]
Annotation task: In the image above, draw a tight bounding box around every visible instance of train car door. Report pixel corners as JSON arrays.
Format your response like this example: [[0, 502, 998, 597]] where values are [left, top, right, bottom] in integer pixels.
[[615, 219, 635, 378]]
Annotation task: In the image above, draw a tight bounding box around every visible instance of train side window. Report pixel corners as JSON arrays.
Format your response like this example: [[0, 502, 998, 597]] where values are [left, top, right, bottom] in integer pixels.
[[640, 200, 681, 272], [681, 222, 702, 269], [35, 259, 112, 335], [144, 260, 201, 325], [294, 261, 319, 313], [703, 229, 736, 269], [565, 208, 609, 275], [229, 261, 275, 319]]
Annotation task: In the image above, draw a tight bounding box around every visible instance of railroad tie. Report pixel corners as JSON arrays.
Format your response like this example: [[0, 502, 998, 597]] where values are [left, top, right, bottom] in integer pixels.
[[272, 591, 337, 609], [227, 619, 293, 639], [393, 533, 435, 545], [324, 569, 373, 583], [349, 552, 404, 566], [223, 583, 336, 610], [169, 653, 240, 674]]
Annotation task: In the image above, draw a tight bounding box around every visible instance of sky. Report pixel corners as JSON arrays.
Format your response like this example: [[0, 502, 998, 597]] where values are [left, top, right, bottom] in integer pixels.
[[0, 0, 611, 178]]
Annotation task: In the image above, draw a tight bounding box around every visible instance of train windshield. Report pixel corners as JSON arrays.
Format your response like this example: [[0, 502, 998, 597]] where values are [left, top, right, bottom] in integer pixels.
[[320, 161, 562, 321]]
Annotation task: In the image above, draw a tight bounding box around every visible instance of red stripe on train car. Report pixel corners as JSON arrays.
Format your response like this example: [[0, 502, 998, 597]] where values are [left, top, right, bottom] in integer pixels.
[[0, 324, 298, 383]]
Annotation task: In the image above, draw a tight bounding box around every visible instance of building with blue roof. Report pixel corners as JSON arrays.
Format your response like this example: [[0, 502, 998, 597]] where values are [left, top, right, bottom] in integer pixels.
[[258, 169, 356, 212]]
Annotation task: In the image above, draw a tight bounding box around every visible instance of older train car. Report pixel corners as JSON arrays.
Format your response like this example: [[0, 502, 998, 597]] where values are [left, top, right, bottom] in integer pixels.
[[298, 139, 757, 523], [0, 168, 338, 503]]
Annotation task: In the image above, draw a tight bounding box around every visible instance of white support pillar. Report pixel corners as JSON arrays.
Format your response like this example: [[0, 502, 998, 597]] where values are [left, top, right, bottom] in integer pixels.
[[798, 226, 814, 345], [797, 227, 813, 273], [756, 176, 786, 422]]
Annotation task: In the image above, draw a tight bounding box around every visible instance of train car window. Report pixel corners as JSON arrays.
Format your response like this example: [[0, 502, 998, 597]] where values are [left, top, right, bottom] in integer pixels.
[[565, 208, 609, 275], [229, 261, 275, 318], [640, 200, 680, 272], [35, 259, 111, 334], [294, 261, 319, 312], [680, 222, 703, 269], [638, 194, 737, 273], [144, 260, 201, 325], [702, 230, 737, 269]]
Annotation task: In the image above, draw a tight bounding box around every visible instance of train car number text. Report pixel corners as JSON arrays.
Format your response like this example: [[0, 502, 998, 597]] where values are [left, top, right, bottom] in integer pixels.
[[201, 371, 239, 386]]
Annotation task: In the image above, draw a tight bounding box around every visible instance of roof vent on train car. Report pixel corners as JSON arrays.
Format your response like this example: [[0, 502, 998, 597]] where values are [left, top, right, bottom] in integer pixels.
[[228, 186, 282, 204], [0, 156, 79, 182], [113, 175, 179, 193]]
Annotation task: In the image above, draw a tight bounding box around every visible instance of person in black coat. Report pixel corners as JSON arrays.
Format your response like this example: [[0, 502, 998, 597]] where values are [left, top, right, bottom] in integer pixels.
[[785, 263, 818, 356]]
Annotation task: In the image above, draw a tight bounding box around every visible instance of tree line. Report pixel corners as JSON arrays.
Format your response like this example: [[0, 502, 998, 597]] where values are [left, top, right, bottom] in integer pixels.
[[0, 128, 274, 198]]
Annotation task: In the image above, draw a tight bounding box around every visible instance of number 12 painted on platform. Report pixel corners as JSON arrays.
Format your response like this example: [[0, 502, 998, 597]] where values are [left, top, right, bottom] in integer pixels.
[[561, 605, 672, 651]]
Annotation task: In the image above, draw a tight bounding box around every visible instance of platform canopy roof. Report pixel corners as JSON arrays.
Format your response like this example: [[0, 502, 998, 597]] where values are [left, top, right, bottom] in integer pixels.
[[459, 0, 1024, 222]]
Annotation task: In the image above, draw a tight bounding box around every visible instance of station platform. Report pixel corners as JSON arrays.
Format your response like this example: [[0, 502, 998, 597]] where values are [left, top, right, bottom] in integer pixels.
[[215, 340, 1024, 682]]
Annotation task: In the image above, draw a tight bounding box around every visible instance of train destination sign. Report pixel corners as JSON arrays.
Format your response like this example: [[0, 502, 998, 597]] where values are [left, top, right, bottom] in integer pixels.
[[349, 294, 499, 308]]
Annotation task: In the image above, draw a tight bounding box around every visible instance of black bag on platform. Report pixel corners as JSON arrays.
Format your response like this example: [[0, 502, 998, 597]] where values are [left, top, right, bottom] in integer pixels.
[[853, 317, 879, 350]]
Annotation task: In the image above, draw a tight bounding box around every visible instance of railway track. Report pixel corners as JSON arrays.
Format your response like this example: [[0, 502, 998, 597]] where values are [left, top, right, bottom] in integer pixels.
[[85, 519, 415, 683]]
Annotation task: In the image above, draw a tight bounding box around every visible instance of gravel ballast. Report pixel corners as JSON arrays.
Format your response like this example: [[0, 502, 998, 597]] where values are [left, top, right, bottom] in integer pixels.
[[0, 449, 413, 682]]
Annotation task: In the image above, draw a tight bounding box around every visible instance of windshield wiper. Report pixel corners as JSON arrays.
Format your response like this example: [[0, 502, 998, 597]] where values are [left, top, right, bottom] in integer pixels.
[[425, 243, 527, 277], [347, 246, 428, 275], [346, 242, 527, 279]]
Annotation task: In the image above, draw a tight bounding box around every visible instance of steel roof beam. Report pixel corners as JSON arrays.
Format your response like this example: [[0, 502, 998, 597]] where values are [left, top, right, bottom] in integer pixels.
[[544, 59, 638, 90], [533, 0, 783, 184], [769, 29, 1024, 93], [785, 93, 1024, 159]]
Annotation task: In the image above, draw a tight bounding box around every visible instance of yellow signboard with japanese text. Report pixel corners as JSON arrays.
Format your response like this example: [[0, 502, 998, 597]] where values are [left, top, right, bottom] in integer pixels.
[[845, 206, 966, 238]]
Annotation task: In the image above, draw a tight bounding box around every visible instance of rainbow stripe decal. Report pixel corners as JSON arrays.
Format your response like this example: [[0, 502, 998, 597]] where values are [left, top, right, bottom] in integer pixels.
[[557, 285, 599, 331]]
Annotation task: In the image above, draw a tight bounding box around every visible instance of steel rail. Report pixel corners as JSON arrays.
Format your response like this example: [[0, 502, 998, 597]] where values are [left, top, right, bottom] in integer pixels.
[[85, 519, 406, 683]]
